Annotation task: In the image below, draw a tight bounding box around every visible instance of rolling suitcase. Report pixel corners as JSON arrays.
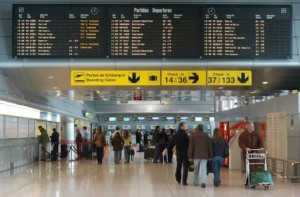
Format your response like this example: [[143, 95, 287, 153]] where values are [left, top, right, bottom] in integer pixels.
[[144, 146, 155, 161], [60, 144, 68, 158]]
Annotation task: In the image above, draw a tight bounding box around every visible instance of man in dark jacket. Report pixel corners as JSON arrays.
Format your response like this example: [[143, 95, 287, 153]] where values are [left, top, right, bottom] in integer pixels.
[[172, 122, 189, 185], [50, 128, 59, 154], [75, 128, 83, 159], [188, 124, 212, 188], [239, 121, 264, 171]]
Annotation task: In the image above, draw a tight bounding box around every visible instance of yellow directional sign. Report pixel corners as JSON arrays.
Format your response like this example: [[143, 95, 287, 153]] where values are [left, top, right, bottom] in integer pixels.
[[71, 70, 160, 86], [162, 70, 206, 86], [207, 70, 252, 86]]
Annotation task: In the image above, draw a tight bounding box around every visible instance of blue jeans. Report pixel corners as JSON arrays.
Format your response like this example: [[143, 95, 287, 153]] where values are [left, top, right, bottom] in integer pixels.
[[114, 150, 122, 164], [193, 159, 208, 185], [124, 145, 131, 162], [213, 156, 224, 184]]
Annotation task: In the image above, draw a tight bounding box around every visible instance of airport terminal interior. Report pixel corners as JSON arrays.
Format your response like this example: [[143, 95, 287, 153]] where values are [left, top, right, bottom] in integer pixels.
[[1, 0, 300, 196]]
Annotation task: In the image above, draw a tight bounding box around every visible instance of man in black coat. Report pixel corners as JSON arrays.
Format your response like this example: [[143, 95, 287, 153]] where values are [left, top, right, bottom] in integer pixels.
[[50, 128, 59, 160], [172, 122, 189, 185]]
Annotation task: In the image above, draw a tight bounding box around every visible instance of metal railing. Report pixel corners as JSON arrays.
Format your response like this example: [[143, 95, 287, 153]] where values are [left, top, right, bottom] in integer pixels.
[[267, 157, 300, 183]]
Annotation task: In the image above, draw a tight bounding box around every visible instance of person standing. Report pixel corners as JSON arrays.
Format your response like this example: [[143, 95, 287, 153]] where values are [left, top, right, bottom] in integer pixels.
[[188, 124, 212, 188], [152, 126, 160, 162], [38, 126, 50, 161], [50, 128, 59, 157], [94, 126, 106, 164], [122, 130, 131, 163], [112, 132, 124, 164], [167, 129, 174, 163], [83, 126, 90, 158], [173, 122, 189, 185], [211, 128, 228, 187], [143, 131, 149, 148], [75, 128, 83, 159], [239, 121, 264, 183]]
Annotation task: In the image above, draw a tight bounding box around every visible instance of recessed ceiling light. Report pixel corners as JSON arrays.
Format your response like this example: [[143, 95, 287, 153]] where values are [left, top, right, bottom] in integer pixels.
[[48, 76, 55, 79], [136, 87, 141, 90], [218, 86, 224, 90], [53, 87, 58, 90], [262, 81, 268, 85]]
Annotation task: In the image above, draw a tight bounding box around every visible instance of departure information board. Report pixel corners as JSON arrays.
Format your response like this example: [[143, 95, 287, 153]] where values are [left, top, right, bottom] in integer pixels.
[[12, 4, 292, 59], [109, 6, 199, 57], [12, 5, 106, 57]]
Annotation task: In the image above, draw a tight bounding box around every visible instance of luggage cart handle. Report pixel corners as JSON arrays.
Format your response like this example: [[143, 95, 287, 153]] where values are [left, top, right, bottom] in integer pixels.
[[246, 148, 267, 154]]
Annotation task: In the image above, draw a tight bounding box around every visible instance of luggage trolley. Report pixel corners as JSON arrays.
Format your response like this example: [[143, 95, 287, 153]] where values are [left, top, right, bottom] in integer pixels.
[[245, 149, 273, 190]]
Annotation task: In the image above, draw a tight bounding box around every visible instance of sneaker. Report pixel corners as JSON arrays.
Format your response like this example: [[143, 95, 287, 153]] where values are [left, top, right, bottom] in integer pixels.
[[193, 183, 199, 186], [183, 182, 188, 186], [214, 183, 219, 187], [201, 183, 206, 188]]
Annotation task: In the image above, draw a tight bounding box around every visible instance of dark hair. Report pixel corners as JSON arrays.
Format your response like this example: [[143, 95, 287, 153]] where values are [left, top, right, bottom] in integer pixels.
[[178, 122, 186, 130], [83, 126, 87, 130], [52, 128, 57, 132], [97, 126, 103, 134], [212, 128, 223, 143], [197, 124, 204, 132], [115, 132, 120, 138], [155, 126, 160, 131]]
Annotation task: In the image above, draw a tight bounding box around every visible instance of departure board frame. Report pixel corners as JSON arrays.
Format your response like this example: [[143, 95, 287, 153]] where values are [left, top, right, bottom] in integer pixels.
[[12, 4, 292, 59]]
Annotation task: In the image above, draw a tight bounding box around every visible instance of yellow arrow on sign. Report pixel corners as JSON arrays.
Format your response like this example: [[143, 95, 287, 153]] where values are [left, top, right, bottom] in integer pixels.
[[207, 70, 252, 86], [162, 70, 206, 86], [71, 70, 160, 86]]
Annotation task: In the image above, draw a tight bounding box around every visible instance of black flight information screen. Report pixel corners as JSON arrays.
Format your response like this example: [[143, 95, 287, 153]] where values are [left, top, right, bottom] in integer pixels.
[[109, 6, 199, 58], [12, 4, 292, 59], [12, 5, 106, 57]]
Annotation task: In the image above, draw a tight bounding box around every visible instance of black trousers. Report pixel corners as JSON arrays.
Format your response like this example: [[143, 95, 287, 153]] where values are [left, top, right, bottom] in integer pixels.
[[96, 147, 104, 164], [175, 151, 188, 184]]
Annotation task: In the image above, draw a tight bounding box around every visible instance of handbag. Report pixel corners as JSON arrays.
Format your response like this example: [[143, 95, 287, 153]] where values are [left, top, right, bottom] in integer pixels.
[[188, 160, 195, 172], [207, 160, 214, 174], [130, 148, 135, 161]]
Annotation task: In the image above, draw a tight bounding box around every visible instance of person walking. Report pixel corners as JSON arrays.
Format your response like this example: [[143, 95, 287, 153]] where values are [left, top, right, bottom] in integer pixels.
[[239, 121, 264, 185], [122, 130, 131, 163], [211, 128, 229, 187], [94, 126, 106, 164], [188, 124, 212, 188], [172, 122, 189, 185], [111, 132, 124, 164]]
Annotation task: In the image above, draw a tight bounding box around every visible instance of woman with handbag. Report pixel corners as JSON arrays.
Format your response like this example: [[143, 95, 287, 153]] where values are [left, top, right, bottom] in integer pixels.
[[211, 128, 229, 187], [122, 130, 131, 163]]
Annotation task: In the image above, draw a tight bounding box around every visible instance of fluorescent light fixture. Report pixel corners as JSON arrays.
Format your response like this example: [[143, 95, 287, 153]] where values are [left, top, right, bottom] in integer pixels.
[[195, 117, 202, 121], [262, 81, 268, 85], [0, 100, 40, 119]]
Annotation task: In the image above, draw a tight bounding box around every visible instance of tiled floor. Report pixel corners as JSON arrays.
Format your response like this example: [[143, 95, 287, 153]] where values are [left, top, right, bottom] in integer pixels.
[[0, 151, 299, 197]]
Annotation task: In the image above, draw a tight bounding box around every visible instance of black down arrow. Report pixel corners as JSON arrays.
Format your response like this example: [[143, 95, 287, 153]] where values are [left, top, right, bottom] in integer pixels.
[[189, 73, 199, 83], [237, 73, 249, 83], [128, 73, 140, 83]]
